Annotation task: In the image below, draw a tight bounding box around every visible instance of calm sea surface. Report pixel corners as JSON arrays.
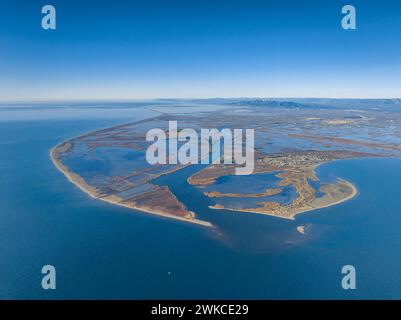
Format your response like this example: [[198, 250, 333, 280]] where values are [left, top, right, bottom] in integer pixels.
[[1, 105, 401, 299]]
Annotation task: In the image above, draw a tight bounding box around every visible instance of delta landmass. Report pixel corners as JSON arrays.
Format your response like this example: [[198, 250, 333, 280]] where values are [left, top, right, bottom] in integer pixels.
[[51, 99, 401, 228]]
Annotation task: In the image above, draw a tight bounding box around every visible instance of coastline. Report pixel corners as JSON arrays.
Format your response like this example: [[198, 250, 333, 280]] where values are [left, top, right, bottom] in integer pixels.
[[51, 133, 357, 226], [208, 178, 358, 220], [308, 179, 358, 211], [50, 145, 213, 228]]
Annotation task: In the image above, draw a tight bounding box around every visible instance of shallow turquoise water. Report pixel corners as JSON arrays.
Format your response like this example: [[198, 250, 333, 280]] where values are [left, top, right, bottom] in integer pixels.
[[1, 112, 401, 299]]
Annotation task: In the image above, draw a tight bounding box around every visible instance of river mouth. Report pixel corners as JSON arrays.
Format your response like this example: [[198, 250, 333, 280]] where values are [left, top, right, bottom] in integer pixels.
[[152, 160, 357, 253]]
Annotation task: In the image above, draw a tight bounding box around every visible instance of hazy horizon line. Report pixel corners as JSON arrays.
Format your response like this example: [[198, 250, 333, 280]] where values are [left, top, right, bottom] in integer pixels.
[[1, 96, 401, 104]]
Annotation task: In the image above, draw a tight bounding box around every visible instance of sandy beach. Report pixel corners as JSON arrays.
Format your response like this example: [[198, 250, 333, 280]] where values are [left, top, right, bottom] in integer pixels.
[[208, 177, 358, 220], [50, 145, 212, 228]]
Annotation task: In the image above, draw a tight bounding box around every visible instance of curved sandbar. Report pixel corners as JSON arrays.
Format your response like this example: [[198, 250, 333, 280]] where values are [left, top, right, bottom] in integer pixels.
[[50, 114, 366, 226], [296, 226, 306, 234], [190, 150, 362, 220], [208, 178, 357, 220], [50, 142, 212, 228]]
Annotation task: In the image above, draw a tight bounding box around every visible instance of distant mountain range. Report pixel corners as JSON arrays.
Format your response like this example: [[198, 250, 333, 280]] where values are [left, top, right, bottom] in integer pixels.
[[231, 98, 401, 111]]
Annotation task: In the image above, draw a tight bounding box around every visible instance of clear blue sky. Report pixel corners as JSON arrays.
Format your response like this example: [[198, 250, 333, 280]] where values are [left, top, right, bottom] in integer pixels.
[[1, 0, 401, 101]]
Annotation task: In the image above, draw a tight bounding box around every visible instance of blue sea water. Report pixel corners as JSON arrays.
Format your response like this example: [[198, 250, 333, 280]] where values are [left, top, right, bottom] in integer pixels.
[[1, 106, 401, 299]]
